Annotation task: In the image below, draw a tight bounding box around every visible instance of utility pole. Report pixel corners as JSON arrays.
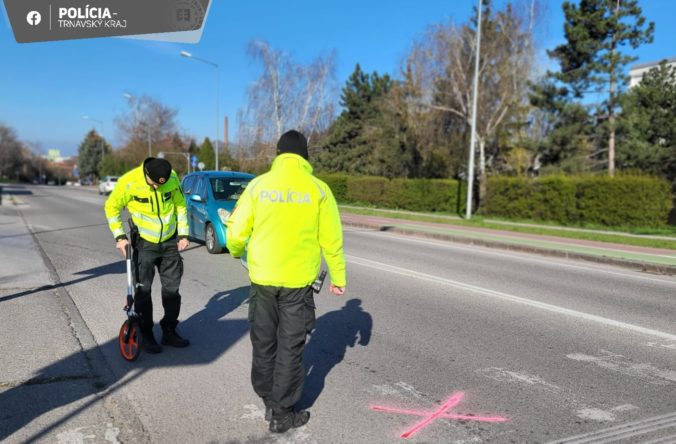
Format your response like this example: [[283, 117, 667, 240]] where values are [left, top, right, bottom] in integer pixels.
[[465, 0, 483, 219], [223, 116, 229, 168]]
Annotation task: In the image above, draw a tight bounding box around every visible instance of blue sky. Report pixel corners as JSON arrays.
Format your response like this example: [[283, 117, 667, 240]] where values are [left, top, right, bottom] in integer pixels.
[[1, 0, 674, 157]]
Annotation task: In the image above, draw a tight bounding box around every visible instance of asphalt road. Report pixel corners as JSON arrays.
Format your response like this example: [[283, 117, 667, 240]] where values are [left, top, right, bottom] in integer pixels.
[[2, 184, 676, 443]]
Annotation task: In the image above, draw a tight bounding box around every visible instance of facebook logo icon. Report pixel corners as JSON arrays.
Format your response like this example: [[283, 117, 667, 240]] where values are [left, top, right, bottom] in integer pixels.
[[26, 11, 41, 26]]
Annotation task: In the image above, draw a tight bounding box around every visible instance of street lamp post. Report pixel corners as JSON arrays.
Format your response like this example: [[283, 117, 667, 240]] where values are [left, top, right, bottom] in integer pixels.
[[465, 0, 483, 220], [157, 151, 191, 174], [180, 50, 220, 171], [123, 93, 152, 157]]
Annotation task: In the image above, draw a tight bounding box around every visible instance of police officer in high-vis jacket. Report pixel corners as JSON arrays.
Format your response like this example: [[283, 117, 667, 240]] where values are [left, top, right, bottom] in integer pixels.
[[105, 157, 191, 354], [226, 130, 347, 434]]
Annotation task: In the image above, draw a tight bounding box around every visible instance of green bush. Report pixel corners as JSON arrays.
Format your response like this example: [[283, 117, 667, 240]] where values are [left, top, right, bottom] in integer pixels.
[[484, 174, 672, 228], [575, 175, 672, 227], [342, 176, 465, 214], [318, 171, 671, 228], [483, 175, 578, 222], [384, 179, 465, 213], [347, 176, 388, 206], [315, 173, 349, 202], [482, 177, 535, 219]]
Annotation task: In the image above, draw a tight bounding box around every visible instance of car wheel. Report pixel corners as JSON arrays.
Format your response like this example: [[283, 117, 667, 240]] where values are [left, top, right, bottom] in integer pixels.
[[205, 223, 224, 254]]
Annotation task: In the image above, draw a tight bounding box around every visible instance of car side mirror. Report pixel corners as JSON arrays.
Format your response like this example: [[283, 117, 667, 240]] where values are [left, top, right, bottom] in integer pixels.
[[190, 194, 203, 203]]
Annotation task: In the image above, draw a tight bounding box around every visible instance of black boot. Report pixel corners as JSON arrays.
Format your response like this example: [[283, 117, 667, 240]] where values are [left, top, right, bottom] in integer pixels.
[[269, 410, 310, 433], [141, 332, 162, 354], [162, 327, 190, 347]]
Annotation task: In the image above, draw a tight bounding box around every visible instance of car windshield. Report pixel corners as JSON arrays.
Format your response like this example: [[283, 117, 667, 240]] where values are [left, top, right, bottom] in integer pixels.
[[109, 177, 118, 182], [209, 178, 250, 201]]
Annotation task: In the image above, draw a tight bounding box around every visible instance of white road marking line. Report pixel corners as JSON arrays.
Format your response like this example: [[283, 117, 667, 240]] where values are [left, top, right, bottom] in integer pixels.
[[646, 341, 676, 351], [394, 381, 426, 400], [545, 411, 676, 443], [640, 432, 676, 444], [475, 368, 562, 393], [346, 229, 676, 286], [105, 423, 121, 444], [566, 352, 676, 385], [576, 408, 616, 422], [346, 254, 676, 341]]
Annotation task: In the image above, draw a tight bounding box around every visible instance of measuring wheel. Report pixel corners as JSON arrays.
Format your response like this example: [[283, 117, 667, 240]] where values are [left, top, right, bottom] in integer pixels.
[[118, 318, 142, 361]]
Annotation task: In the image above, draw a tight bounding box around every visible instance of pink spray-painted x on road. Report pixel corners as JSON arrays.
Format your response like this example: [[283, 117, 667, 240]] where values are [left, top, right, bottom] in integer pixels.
[[371, 391, 508, 439]]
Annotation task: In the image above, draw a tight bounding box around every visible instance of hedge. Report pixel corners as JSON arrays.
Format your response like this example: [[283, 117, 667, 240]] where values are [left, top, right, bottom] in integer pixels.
[[483, 174, 672, 228], [316, 173, 672, 228], [315, 173, 466, 214], [316, 173, 348, 202]]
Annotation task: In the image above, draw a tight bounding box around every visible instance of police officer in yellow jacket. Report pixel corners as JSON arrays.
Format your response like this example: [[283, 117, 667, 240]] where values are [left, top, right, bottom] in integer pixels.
[[226, 130, 346, 433], [105, 158, 190, 354]]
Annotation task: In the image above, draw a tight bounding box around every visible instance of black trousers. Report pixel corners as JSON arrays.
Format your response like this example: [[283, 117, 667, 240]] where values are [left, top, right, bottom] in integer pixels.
[[132, 235, 184, 334], [248, 283, 316, 415]]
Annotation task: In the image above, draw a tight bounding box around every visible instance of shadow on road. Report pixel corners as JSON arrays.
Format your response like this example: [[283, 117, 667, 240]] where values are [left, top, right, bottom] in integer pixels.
[[0, 261, 126, 303], [298, 298, 373, 410], [1, 186, 34, 196], [0, 222, 109, 240], [0, 285, 251, 443]]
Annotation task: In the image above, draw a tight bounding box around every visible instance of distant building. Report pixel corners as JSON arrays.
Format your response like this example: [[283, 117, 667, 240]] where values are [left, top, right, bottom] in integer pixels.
[[45, 149, 64, 163], [628, 57, 676, 88]]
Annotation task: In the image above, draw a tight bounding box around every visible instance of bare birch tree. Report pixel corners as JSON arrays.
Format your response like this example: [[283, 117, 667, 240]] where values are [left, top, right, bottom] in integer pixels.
[[237, 40, 337, 161], [115, 95, 179, 163], [405, 0, 538, 197]]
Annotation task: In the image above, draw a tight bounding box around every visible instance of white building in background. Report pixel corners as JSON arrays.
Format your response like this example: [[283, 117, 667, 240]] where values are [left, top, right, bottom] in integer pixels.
[[628, 57, 676, 88], [44, 149, 64, 163]]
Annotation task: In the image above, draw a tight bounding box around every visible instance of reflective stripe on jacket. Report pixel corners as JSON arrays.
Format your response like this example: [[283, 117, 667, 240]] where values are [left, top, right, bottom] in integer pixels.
[[226, 153, 346, 288], [104, 161, 188, 243]]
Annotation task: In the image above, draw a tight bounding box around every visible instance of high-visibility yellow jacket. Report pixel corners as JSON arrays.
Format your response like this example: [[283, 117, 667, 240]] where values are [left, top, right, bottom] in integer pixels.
[[104, 161, 189, 243], [226, 153, 346, 288]]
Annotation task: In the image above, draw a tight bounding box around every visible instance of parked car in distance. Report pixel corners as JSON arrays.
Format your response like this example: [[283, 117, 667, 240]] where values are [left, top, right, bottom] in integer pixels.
[[181, 171, 255, 254], [98, 176, 119, 195]]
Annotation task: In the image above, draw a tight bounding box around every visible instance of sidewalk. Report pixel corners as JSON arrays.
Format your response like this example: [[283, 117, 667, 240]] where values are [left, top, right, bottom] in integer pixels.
[[0, 196, 139, 443], [340, 212, 676, 275]]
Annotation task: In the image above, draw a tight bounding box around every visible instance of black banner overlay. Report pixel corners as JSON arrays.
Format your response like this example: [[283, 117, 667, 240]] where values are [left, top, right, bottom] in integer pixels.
[[4, 0, 210, 43]]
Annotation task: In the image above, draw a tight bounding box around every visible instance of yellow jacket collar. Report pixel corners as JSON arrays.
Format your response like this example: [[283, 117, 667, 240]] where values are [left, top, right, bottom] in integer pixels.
[[270, 153, 313, 175]]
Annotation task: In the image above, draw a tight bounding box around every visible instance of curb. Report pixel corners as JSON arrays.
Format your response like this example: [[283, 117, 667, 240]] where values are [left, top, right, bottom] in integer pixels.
[[343, 220, 676, 276]]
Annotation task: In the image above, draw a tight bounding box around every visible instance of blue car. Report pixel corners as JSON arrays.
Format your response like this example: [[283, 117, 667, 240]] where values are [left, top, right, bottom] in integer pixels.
[[181, 171, 255, 254]]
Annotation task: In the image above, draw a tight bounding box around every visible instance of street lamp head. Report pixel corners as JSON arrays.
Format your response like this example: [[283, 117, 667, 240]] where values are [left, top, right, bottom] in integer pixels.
[[180, 51, 192, 58]]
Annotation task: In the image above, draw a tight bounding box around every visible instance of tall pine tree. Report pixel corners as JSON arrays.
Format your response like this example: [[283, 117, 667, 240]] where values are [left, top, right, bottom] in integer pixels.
[[315, 64, 393, 174], [618, 61, 676, 181], [77, 129, 111, 178], [548, 0, 654, 176], [197, 137, 215, 171]]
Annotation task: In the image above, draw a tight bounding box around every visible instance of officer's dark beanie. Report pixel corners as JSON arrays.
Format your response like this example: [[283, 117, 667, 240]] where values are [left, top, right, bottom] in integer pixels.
[[276, 130, 308, 160], [144, 158, 172, 184]]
